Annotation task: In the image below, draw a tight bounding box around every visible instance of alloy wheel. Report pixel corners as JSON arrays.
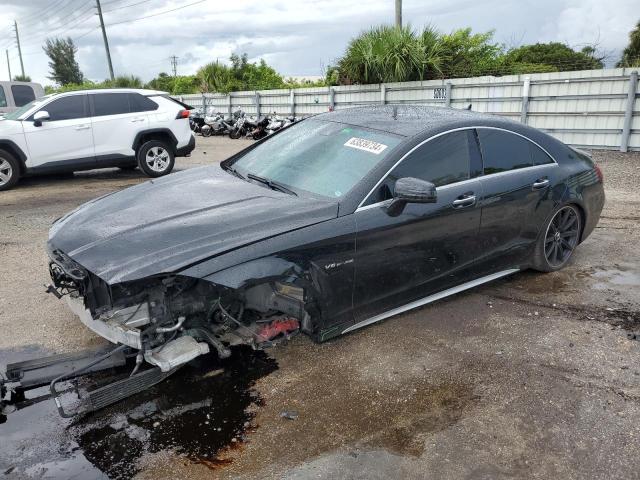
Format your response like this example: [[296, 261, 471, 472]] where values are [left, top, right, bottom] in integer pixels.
[[0, 159, 13, 187], [145, 147, 170, 173], [544, 206, 581, 268]]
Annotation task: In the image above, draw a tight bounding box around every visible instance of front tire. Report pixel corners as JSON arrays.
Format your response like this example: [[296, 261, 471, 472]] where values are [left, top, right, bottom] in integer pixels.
[[229, 128, 242, 139], [532, 205, 582, 272], [0, 149, 20, 191], [137, 140, 175, 178]]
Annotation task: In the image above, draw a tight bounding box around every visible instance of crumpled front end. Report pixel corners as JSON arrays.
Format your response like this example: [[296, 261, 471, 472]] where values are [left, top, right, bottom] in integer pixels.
[[47, 246, 308, 373]]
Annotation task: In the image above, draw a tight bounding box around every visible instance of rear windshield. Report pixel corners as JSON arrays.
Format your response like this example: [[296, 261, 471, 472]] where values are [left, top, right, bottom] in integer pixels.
[[232, 119, 402, 198]]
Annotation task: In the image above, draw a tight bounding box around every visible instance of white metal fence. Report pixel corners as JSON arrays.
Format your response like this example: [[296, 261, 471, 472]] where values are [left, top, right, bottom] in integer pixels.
[[176, 67, 640, 152]]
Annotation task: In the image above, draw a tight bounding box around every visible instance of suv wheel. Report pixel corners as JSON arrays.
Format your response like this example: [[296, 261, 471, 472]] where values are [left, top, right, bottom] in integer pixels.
[[0, 149, 20, 191], [137, 140, 175, 177]]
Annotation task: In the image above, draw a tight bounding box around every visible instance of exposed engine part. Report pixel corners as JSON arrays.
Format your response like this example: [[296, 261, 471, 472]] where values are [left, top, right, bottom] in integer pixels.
[[101, 302, 152, 329], [185, 327, 231, 358], [257, 317, 300, 341], [144, 336, 210, 372], [244, 282, 307, 320], [156, 315, 185, 333]]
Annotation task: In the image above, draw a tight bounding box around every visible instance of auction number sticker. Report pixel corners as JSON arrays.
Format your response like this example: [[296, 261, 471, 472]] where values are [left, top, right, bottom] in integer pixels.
[[344, 137, 388, 155]]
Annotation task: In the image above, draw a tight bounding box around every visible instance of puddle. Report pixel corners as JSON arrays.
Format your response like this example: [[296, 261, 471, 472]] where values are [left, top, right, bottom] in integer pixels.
[[0, 346, 277, 479], [592, 267, 640, 290]]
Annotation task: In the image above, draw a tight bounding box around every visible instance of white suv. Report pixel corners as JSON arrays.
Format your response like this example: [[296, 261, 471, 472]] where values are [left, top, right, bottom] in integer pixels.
[[0, 88, 195, 191]]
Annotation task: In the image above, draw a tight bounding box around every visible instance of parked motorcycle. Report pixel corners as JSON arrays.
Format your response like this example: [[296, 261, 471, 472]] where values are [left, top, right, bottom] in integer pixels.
[[229, 112, 246, 139], [203, 112, 237, 137]]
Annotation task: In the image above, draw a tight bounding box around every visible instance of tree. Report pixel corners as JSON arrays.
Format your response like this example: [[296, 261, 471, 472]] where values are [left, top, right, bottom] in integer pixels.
[[197, 54, 287, 93], [13, 74, 31, 82], [336, 25, 445, 84], [438, 28, 502, 77], [502, 42, 603, 72], [617, 21, 640, 67], [43, 37, 83, 85], [103, 75, 143, 88]]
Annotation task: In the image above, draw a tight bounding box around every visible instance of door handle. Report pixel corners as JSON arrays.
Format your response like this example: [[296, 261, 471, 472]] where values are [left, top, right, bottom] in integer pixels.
[[74, 125, 90, 130], [532, 178, 550, 190], [131, 117, 145, 122], [452, 194, 476, 208]]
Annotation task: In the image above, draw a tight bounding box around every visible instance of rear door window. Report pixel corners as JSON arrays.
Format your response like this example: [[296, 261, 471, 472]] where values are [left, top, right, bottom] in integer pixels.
[[529, 142, 554, 165], [11, 85, 35, 107], [477, 129, 534, 174], [91, 93, 131, 116], [129, 93, 158, 112]]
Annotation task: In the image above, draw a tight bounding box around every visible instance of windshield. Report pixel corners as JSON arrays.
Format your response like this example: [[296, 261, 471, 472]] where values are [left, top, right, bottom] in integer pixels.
[[2, 95, 53, 120], [231, 119, 402, 198]]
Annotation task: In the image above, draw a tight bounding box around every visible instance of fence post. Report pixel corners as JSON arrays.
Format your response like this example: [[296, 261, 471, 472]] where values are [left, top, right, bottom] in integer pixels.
[[445, 82, 452, 107], [255, 91, 260, 117], [227, 93, 232, 116], [521, 77, 531, 124], [201, 93, 206, 112], [380, 84, 386, 104], [621, 71, 638, 153], [329, 87, 335, 111], [290, 89, 295, 116]]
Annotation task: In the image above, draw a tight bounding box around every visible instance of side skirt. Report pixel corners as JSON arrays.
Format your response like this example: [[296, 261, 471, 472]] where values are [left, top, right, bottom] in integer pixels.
[[341, 268, 520, 335]]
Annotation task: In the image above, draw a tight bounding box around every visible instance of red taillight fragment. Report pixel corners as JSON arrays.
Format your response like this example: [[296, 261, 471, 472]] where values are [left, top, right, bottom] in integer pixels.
[[176, 109, 190, 119], [594, 164, 604, 183]]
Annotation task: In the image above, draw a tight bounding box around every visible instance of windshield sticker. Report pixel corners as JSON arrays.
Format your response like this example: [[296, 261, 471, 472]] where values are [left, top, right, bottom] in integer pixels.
[[344, 137, 388, 155]]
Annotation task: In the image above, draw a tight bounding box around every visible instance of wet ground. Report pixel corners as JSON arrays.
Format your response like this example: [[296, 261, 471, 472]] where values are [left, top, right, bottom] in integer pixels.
[[0, 137, 639, 479]]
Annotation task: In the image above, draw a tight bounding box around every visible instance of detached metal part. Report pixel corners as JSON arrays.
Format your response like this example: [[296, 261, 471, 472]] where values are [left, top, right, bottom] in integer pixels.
[[144, 336, 210, 372], [3, 347, 126, 389]]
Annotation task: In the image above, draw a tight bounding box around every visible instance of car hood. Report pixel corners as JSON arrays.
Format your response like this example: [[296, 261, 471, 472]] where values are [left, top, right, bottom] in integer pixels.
[[48, 166, 338, 284]]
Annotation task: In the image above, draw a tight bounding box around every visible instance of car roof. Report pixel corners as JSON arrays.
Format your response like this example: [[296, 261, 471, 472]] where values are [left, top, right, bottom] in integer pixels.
[[317, 105, 521, 137], [56, 88, 167, 96]]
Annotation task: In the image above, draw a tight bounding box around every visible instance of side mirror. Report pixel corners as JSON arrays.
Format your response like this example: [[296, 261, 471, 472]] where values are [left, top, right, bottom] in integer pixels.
[[387, 177, 437, 216], [33, 110, 50, 127]]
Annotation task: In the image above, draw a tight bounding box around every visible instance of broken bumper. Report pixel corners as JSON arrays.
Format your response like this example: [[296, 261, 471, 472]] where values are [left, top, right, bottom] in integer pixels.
[[66, 295, 144, 349]]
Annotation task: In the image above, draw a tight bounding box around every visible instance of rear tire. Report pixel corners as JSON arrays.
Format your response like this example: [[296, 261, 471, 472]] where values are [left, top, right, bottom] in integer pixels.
[[0, 149, 20, 191], [137, 140, 175, 178], [531, 205, 582, 272], [229, 128, 242, 139]]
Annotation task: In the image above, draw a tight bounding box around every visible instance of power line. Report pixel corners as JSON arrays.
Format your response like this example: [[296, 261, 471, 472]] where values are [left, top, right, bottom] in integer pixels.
[[104, 0, 208, 27], [103, 0, 155, 13], [18, 9, 97, 48], [17, 0, 76, 28]]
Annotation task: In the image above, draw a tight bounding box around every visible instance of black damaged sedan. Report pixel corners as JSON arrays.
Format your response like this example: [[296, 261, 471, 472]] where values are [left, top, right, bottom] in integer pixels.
[[46, 105, 604, 391]]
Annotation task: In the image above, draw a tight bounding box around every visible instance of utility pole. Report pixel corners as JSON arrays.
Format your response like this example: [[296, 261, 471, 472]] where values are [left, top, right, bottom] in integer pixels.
[[13, 20, 25, 78], [170, 55, 178, 77], [95, 0, 114, 80], [5, 50, 11, 81], [395, 0, 402, 27]]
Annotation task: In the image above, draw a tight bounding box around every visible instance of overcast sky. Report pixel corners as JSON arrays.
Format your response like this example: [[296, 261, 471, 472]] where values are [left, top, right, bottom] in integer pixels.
[[1, 0, 637, 86]]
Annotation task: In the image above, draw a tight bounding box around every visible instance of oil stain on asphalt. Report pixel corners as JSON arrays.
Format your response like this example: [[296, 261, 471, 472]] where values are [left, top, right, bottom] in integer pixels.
[[0, 346, 277, 479]]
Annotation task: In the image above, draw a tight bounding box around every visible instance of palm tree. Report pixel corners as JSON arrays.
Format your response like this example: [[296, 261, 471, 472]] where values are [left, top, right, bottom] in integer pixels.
[[337, 25, 444, 84]]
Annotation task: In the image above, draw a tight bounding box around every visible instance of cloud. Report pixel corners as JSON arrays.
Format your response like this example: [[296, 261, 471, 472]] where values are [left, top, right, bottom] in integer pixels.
[[0, 0, 637, 85]]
